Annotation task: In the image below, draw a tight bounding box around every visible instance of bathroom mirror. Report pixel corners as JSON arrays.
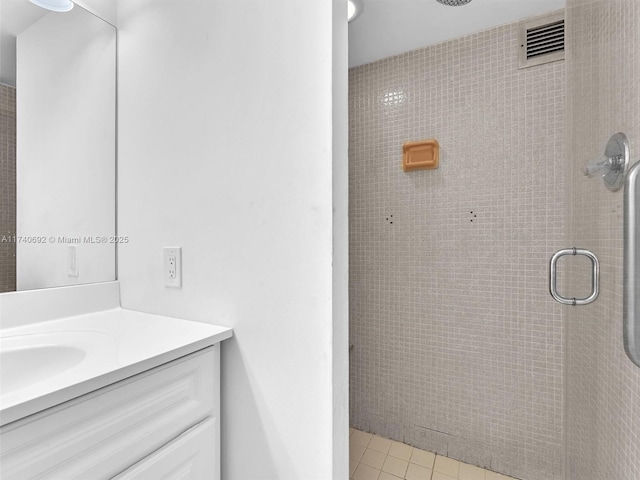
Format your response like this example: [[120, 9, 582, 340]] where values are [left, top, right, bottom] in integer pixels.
[[0, 0, 116, 293]]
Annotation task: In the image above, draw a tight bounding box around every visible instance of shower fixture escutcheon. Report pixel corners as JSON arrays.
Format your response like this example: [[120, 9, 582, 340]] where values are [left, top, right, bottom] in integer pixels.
[[435, 0, 472, 5], [583, 132, 630, 191]]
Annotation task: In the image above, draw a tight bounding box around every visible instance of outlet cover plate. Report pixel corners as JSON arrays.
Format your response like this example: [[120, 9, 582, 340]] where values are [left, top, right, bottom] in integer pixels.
[[164, 247, 182, 288], [68, 245, 79, 277]]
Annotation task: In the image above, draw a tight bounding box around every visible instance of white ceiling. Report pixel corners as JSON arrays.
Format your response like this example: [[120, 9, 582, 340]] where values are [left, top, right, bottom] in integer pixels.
[[0, 0, 116, 87], [348, 0, 566, 67], [0, 0, 47, 86], [1, 0, 566, 85]]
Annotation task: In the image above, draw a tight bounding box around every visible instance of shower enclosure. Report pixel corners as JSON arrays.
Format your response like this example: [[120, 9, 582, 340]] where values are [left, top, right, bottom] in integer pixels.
[[565, 1, 640, 478], [348, 1, 640, 479]]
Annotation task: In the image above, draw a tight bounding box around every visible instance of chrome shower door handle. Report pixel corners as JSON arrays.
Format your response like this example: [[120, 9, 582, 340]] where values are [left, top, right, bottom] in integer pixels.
[[549, 248, 600, 306], [623, 161, 640, 368]]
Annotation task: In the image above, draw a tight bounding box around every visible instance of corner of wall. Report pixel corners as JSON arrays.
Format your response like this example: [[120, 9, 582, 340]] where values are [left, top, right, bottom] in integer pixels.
[[332, 1, 349, 478]]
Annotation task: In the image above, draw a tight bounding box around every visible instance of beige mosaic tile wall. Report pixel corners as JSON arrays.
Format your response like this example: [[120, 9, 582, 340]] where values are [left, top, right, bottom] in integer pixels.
[[349, 19, 566, 480], [0, 84, 16, 293], [565, 0, 640, 479]]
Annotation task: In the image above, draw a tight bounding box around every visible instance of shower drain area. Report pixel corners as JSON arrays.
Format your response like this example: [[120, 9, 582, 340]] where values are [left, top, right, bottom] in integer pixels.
[[349, 428, 518, 480]]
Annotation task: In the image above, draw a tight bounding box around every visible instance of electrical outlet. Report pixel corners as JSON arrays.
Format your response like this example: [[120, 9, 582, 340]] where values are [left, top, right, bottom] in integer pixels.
[[68, 245, 78, 277], [164, 247, 182, 288]]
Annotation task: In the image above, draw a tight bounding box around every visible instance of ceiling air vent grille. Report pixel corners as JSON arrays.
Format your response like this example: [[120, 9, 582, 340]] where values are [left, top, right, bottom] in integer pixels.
[[519, 11, 565, 69]]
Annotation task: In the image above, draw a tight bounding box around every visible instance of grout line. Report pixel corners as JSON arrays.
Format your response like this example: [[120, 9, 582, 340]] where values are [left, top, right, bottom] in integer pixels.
[[349, 429, 520, 480]]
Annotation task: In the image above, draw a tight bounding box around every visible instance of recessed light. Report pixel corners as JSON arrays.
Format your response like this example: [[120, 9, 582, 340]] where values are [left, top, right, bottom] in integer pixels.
[[348, 0, 363, 22], [28, 0, 74, 12]]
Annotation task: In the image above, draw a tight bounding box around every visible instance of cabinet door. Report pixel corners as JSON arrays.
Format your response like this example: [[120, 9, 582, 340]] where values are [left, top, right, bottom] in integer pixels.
[[113, 417, 218, 480], [0, 346, 219, 480]]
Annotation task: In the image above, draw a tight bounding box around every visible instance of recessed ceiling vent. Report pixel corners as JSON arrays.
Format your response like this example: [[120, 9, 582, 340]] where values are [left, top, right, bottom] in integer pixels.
[[519, 11, 565, 69]]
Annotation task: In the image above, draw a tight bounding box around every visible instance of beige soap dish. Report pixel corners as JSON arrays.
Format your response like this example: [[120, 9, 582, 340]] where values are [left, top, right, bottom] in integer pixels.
[[402, 139, 439, 172]]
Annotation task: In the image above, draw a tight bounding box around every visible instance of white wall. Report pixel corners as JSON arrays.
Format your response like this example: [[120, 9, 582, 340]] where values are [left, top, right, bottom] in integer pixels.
[[75, 0, 117, 26], [117, 0, 348, 478], [332, 0, 349, 477], [16, 7, 116, 291]]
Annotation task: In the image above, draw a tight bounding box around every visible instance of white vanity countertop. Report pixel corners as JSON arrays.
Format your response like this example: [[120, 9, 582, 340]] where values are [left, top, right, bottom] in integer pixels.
[[0, 308, 232, 426]]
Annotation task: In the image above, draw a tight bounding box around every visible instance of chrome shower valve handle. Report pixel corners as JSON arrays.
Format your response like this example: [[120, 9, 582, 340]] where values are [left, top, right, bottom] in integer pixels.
[[583, 132, 630, 191], [584, 154, 626, 177]]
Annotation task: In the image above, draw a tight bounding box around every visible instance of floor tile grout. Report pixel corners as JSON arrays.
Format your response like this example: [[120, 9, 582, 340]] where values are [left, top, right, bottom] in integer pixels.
[[349, 428, 520, 480]]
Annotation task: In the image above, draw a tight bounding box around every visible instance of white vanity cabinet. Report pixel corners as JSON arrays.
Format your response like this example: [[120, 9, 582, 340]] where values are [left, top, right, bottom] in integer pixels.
[[0, 345, 221, 480]]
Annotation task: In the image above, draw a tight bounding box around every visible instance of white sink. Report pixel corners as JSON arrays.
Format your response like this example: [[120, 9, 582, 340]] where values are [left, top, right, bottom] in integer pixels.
[[0, 330, 108, 407], [1, 344, 86, 395], [0, 308, 232, 426]]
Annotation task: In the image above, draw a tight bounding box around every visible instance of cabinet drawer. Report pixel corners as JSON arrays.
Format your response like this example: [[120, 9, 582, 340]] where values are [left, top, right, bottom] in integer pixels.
[[113, 417, 218, 480], [0, 345, 219, 480]]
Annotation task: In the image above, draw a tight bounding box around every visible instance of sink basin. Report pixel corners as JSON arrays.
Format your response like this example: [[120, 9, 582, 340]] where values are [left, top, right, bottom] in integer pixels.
[[0, 308, 232, 426], [1, 344, 86, 395]]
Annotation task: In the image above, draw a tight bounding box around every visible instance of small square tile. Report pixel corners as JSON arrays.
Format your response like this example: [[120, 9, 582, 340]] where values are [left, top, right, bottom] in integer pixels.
[[350, 459, 359, 477], [434, 456, 459, 477], [379, 473, 403, 480], [432, 473, 457, 480], [369, 435, 393, 454], [353, 463, 381, 480], [405, 463, 432, 480], [382, 456, 409, 478], [352, 430, 373, 447], [410, 449, 435, 468], [459, 462, 486, 480], [361, 448, 387, 470], [347, 16, 568, 480], [486, 472, 515, 480], [389, 441, 413, 461], [350, 443, 366, 462]]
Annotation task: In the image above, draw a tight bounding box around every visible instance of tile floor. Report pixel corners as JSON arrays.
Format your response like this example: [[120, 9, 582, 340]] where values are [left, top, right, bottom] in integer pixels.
[[349, 429, 519, 480]]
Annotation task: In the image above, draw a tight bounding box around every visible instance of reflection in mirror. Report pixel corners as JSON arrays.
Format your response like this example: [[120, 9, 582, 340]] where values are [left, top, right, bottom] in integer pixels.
[[0, 1, 116, 292]]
